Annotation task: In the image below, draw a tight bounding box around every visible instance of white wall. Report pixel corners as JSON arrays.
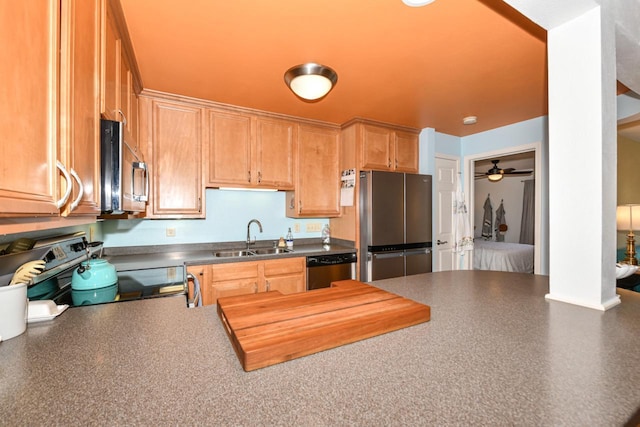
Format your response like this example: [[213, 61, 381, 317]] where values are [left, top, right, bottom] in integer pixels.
[[473, 178, 529, 243]]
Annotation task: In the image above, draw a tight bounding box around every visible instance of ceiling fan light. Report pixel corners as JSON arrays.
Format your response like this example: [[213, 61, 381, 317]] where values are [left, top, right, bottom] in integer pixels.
[[284, 63, 338, 101], [488, 173, 503, 182]]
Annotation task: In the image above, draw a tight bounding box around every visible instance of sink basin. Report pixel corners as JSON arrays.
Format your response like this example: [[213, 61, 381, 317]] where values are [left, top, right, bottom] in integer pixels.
[[252, 248, 292, 255], [214, 250, 255, 258]]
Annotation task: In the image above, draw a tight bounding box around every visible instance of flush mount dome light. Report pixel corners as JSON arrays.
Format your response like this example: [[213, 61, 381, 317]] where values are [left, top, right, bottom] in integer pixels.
[[284, 63, 338, 101], [402, 0, 436, 6]]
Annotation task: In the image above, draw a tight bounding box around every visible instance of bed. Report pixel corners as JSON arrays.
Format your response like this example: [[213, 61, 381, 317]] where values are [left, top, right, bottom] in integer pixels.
[[473, 240, 534, 273]]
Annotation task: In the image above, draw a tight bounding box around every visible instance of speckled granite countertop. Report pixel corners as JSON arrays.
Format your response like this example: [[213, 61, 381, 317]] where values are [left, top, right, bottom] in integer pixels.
[[102, 239, 356, 270], [1, 271, 640, 426]]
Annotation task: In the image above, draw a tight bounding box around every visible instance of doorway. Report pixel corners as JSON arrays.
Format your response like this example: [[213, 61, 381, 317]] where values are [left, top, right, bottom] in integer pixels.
[[464, 142, 543, 274]]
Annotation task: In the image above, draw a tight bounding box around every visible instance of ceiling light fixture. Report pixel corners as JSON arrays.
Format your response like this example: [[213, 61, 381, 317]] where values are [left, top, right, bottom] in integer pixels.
[[284, 63, 338, 101], [402, 0, 436, 7]]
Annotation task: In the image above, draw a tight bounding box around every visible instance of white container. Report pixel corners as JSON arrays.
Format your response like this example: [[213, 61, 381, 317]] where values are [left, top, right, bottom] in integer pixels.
[[0, 283, 28, 340]]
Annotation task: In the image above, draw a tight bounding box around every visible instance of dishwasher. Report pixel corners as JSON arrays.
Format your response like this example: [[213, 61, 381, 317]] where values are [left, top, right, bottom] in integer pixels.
[[306, 252, 357, 290]]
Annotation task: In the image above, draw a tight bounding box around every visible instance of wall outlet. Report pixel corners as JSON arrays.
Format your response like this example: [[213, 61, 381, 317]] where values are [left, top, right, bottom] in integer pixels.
[[306, 223, 322, 232], [294, 223, 300, 233], [166, 227, 176, 237]]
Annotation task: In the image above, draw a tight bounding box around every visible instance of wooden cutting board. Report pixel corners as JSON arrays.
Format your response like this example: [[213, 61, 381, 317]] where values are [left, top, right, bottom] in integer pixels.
[[217, 280, 431, 371]]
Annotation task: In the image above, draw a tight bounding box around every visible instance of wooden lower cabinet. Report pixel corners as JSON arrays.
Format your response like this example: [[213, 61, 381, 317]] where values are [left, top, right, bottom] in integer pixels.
[[189, 257, 306, 306]]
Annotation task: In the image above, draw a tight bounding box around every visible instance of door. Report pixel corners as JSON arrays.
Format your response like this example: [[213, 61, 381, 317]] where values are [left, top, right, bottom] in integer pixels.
[[368, 171, 404, 247], [434, 156, 458, 271], [405, 173, 432, 245], [369, 251, 405, 281], [405, 248, 432, 276]]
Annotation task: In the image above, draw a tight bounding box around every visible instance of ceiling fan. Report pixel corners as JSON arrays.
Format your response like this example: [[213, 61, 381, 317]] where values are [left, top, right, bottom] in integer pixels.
[[475, 159, 533, 182]]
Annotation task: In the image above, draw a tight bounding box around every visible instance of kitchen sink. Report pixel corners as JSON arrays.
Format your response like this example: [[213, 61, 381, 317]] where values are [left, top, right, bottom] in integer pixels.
[[214, 248, 293, 258], [252, 248, 292, 255], [214, 250, 255, 258]]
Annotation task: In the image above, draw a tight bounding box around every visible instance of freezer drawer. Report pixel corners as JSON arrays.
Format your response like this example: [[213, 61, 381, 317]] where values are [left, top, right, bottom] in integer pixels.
[[368, 251, 405, 281], [405, 248, 432, 276]]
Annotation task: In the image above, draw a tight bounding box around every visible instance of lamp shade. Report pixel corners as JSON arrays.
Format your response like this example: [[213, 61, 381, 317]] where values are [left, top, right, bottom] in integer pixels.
[[284, 63, 337, 101], [616, 205, 640, 231]]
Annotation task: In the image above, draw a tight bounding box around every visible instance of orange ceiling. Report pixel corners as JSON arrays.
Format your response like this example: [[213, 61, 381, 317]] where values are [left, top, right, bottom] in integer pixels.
[[120, 0, 548, 137]]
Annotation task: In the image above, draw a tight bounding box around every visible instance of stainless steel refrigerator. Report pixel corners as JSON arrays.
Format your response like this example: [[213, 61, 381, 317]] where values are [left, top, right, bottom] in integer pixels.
[[359, 171, 432, 282]]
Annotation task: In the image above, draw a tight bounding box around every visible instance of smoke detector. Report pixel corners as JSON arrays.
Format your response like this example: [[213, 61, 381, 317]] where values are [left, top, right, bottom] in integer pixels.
[[463, 116, 477, 125]]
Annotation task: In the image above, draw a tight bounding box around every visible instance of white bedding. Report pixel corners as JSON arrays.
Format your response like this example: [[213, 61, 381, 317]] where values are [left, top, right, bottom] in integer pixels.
[[473, 240, 534, 273]]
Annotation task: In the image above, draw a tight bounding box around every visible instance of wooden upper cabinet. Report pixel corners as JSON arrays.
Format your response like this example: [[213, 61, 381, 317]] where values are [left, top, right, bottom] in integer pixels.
[[357, 122, 419, 173], [206, 109, 253, 187], [393, 130, 419, 172], [361, 125, 394, 170], [59, 0, 101, 216], [254, 117, 295, 189], [286, 124, 340, 218], [142, 97, 204, 218], [0, 0, 61, 216], [101, 0, 140, 150], [206, 110, 295, 190]]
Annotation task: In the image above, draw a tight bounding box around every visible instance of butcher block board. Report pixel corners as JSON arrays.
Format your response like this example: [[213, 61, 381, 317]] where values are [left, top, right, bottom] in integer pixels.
[[217, 280, 431, 371]]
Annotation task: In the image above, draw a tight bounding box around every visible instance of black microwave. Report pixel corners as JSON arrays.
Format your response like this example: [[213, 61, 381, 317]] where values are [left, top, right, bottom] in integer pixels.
[[100, 119, 148, 214]]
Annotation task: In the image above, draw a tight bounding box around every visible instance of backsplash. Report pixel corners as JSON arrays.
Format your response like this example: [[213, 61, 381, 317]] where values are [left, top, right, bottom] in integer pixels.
[[100, 189, 328, 247]]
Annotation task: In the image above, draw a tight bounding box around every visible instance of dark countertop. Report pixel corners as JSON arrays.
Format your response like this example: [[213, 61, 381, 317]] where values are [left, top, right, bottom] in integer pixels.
[[1, 271, 640, 425], [102, 240, 356, 270]]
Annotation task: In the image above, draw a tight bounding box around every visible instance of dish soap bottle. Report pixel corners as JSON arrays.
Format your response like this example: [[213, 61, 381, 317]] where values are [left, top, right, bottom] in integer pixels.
[[321, 223, 331, 248], [285, 228, 294, 249]]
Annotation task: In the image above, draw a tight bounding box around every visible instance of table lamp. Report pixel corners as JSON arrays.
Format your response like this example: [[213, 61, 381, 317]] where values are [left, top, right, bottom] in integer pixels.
[[616, 204, 640, 265]]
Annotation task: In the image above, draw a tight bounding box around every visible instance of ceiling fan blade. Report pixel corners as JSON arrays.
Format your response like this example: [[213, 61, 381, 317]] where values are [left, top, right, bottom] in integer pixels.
[[503, 170, 533, 175]]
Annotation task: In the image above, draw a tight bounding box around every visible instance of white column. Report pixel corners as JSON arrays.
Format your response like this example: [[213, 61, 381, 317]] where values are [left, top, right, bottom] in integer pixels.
[[545, 6, 619, 310]]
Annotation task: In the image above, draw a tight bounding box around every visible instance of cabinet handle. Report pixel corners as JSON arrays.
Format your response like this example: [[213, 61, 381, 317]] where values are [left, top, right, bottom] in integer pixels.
[[298, 199, 302, 214], [266, 280, 270, 292], [198, 197, 202, 213], [69, 168, 83, 211], [55, 161, 72, 209], [257, 171, 262, 183], [116, 109, 128, 126], [395, 159, 398, 168], [388, 158, 391, 168], [253, 282, 258, 293]]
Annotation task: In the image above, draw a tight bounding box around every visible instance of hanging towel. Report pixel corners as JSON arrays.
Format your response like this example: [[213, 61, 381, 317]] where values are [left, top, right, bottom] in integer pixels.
[[481, 195, 493, 240], [495, 200, 507, 242], [453, 176, 474, 253]]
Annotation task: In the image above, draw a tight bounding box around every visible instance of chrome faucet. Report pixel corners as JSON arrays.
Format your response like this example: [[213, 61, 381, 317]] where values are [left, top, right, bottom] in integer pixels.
[[246, 219, 263, 249]]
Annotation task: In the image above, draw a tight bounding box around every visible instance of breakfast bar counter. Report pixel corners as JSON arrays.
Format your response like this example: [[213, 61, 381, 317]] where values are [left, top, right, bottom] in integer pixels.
[[1, 271, 639, 426]]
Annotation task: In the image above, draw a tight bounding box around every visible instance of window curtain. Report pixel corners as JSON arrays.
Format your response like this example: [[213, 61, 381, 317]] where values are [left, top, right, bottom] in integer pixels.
[[519, 180, 535, 244]]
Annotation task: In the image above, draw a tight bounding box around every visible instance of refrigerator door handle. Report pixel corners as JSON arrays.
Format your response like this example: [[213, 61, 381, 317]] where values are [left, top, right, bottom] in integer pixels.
[[371, 251, 404, 259]]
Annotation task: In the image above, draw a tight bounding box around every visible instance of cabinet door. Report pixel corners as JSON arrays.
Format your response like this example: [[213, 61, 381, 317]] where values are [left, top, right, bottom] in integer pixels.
[[206, 110, 253, 187], [255, 117, 295, 189], [147, 99, 204, 218], [0, 0, 60, 215], [59, 0, 101, 216], [186, 264, 210, 305], [210, 262, 260, 304], [101, 1, 119, 121], [289, 125, 340, 217], [360, 125, 392, 171], [263, 258, 306, 294], [120, 51, 133, 140], [394, 131, 419, 173]]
